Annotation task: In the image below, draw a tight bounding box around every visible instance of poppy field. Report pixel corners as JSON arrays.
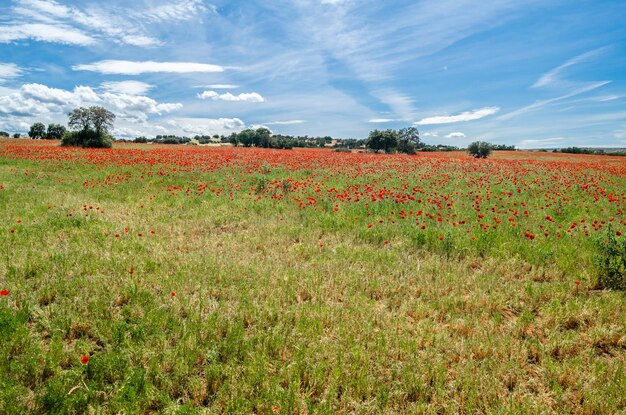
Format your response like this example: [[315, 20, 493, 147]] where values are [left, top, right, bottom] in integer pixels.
[[0, 139, 625, 414]]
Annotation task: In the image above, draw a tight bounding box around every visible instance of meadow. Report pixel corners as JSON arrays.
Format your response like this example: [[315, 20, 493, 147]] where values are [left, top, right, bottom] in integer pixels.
[[0, 139, 624, 414]]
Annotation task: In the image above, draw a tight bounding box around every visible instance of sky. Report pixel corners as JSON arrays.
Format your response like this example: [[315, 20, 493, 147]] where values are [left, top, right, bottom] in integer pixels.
[[0, 0, 625, 148]]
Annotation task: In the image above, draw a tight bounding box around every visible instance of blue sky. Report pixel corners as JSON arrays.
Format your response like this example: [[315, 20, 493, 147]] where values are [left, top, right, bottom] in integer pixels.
[[0, 0, 625, 147]]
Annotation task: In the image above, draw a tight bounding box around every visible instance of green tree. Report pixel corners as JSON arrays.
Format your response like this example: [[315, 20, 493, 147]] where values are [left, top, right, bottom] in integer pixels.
[[237, 129, 256, 147], [13, 133, 20, 138], [0, 131, 8, 137], [398, 127, 421, 154], [46, 124, 66, 140], [90, 106, 115, 135], [62, 106, 114, 148], [366, 129, 399, 153], [256, 128, 272, 148], [28, 122, 46, 139], [467, 141, 493, 158], [228, 133, 239, 147]]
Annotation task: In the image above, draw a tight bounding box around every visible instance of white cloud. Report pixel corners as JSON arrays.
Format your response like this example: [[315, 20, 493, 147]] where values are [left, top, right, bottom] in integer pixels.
[[16, 0, 71, 19], [265, 120, 306, 125], [0, 23, 95, 45], [423, 131, 438, 137], [0, 64, 23, 82], [167, 117, 247, 135], [414, 107, 499, 125], [198, 90, 265, 103], [445, 132, 465, 138], [101, 81, 153, 95], [533, 47, 608, 88], [74, 60, 225, 75], [368, 118, 398, 123], [0, 83, 182, 123], [204, 84, 239, 89], [140, 0, 211, 22], [7, 0, 207, 48]]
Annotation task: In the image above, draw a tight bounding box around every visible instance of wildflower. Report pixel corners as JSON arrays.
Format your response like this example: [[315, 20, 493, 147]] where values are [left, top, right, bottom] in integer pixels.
[[80, 355, 89, 365], [575, 281, 581, 286], [0, 290, 9, 296], [273, 406, 279, 413], [171, 291, 176, 297]]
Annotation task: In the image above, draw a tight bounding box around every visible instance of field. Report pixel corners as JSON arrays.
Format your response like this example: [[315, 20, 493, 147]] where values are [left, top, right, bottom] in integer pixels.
[[0, 139, 625, 414]]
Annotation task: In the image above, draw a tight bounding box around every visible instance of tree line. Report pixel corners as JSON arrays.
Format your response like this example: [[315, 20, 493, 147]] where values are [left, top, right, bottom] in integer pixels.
[[6, 106, 521, 157]]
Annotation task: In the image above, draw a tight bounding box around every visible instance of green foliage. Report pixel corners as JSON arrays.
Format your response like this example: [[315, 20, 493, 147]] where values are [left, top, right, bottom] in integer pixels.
[[366, 129, 399, 153], [594, 227, 626, 290], [467, 141, 493, 158], [63, 107, 115, 148], [0, 131, 9, 137], [133, 136, 148, 143], [13, 133, 20, 138], [61, 130, 113, 148], [29, 122, 46, 139], [46, 124, 66, 140]]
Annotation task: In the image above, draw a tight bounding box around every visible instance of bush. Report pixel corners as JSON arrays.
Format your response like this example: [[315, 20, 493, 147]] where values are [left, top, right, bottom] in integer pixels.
[[594, 227, 626, 290], [62, 130, 113, 149], [467, 141, 493, 158]]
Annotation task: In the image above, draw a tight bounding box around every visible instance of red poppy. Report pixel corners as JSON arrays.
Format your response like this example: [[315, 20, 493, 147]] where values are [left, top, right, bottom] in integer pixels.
[[575, 281, 581, 286], [273, 406, 279, 413], [0, 290, 9, 296], [171, 291, 176, 297], [80, 355, 89, 364]]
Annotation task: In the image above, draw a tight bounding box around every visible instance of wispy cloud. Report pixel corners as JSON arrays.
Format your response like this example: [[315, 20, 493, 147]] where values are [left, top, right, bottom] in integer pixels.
[[414, 107, 499, 125], [498, 82, 610, 120], [0, 23, 95, 45], [74, 60, 225, 75], [0, 64, 23, 82], [202, 84, 239, 90], [518, 137, 566, 149], [3, 0, 210, 48], [139, 0, 212, 23], [264, 120, 306, 125], [198, 91, 265, 103], [533, 47, 608, 88]]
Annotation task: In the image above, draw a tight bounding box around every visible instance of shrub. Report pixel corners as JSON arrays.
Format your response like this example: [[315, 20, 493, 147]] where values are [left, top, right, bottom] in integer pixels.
[[594, 227, 626, 290], [467, 141, 493, 158], [62, 130, 113, 149]]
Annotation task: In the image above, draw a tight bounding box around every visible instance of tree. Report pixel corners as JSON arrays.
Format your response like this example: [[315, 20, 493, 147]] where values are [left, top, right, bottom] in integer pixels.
[[256, 128, 272, 148], [467, 141, 493, 158], [62, 106, 114, 148], [68, 107, 92, 131], [397, 127, 421, 154], [46, 124, 66, 140], [366, 129, 399, 153], [0, 131, 8, 138], [228, 132, 239, 147], [13, 133, 20, 138], [29, 122, 46, 139], [237, 129, 257, 147], [90, 106, 115, 135]]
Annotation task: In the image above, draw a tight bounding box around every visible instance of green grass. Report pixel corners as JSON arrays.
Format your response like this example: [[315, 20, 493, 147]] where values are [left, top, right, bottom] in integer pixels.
[[0, 142, 624, 414]]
